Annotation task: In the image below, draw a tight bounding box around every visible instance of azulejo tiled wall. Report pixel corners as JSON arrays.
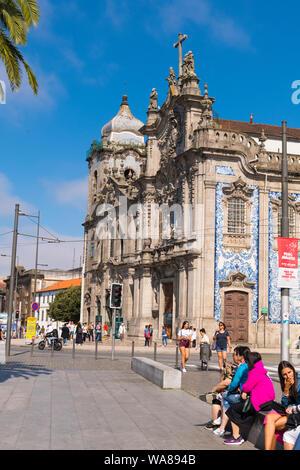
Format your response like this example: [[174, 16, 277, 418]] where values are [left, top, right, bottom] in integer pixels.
[[269, 191, 300, 324], [214, 182, 259, 322]]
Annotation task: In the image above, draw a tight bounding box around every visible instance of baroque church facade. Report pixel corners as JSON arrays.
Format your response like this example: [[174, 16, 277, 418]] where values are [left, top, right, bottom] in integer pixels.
[[82, 49, 300, 348]]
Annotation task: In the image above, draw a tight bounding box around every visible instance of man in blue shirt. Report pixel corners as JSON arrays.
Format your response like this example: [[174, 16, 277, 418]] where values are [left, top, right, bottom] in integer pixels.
[[213, 346, 250, 437]]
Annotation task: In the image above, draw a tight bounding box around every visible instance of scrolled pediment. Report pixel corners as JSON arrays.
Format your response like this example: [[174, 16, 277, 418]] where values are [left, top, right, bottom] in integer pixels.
[[219, 271, 255, 290]]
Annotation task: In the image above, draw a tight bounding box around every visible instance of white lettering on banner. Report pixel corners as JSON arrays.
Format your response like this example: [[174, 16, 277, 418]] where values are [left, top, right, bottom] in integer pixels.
[[277, 237, 299, 289]]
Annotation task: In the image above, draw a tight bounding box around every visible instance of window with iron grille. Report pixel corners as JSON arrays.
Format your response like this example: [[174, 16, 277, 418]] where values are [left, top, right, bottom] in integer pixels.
[[277, 205, 296, 237], [227, 198, 246, 234]]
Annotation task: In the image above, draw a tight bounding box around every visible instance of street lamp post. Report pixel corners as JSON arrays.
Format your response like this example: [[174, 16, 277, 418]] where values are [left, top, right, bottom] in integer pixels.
[[6, 204, 19, 359], [281, 121, 290, 362]]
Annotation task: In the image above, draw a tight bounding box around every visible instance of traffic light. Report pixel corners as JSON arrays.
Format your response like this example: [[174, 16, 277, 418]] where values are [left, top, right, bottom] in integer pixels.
[[15, 311, 19, 319], [110, 283, 123, 309]]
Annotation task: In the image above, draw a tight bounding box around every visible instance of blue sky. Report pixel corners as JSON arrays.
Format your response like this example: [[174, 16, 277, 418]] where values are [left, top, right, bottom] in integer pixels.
[[0, 0, 300, 275]]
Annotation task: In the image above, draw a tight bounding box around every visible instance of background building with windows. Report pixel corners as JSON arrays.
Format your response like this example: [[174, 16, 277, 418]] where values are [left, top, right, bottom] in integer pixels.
[[82, 50, 300, 347], [35, 278, 82, 328]]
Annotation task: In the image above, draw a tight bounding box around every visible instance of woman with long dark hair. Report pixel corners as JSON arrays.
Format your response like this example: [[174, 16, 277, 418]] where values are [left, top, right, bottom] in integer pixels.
[[213, 322, 232, 373], [264, 361, 300, 450], [177, 320, 192, 373], [224, 352, 275, 446]]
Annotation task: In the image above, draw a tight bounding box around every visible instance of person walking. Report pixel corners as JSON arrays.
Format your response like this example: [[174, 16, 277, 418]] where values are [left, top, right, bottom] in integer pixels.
[[75, 322, 83, 345], [88, 323, 94, 342], [213, 322, 232, 373], [61, 323, 70, 345], [191, 328, 197, 348], [95, 322, 102, 342], [118, 323, 126, 341], [0, 326, 5, 341], [177, 321, 192, 373], [149, 324, 153, 346], [162, 326, 168, 347], [82, 323, 88, 342], [144, 325, 150, 347]]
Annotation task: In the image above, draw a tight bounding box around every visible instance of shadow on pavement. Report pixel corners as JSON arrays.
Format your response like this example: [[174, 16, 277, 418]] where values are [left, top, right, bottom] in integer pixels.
[[0, 362, 52, 383]]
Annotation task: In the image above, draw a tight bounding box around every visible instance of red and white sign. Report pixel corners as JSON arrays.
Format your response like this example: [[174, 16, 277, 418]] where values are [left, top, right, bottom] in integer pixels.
[[278, 237, 299, 288]]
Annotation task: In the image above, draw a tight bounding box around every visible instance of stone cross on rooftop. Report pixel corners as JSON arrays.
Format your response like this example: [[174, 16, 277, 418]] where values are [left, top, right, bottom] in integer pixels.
[[174, 33, 187, 77]]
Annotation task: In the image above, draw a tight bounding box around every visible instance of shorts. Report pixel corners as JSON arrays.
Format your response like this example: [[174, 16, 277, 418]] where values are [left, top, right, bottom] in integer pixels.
[[283, 425, 300, 445], [216, 347, 227, 352], [179, 340, 190, 348]]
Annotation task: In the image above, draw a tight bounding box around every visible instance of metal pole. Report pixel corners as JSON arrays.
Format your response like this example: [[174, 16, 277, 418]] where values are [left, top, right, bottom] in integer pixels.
[[176, 343, 179, 369], [31, 338, 34, 357], [281, 121, 290, 362], [6, 204, 19, 359], [154, 342, 157, 361], [111, 308, 116, 360], [131, 340, 135, 358], [95, 316, 98, 360], [33, 211, 40, 303], [72, 335, 75, 360]]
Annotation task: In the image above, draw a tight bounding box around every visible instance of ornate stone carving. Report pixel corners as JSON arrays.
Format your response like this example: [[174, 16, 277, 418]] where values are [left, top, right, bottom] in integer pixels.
[[182, 51, 197, 79], [219, 271, 255, 290], [148, 88, 158, 110]]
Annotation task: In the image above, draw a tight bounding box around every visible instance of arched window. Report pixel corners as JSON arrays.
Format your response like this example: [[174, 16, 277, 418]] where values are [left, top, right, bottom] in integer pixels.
[[277, 205, 296, 237], [227, 198, 246, 234]]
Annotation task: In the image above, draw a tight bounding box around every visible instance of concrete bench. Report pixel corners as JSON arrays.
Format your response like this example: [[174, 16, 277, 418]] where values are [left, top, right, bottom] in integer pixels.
[[131, 357, 182, 389], [247, 411, 283, 450], [0, 341, 5, 364]]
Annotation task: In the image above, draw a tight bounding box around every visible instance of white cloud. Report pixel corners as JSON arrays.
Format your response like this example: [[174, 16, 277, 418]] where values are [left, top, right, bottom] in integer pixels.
[[0, 173, 35, 217], [0, 174, 84, 276], [43, 177, 88, 210], [154, 0, 251, 49]]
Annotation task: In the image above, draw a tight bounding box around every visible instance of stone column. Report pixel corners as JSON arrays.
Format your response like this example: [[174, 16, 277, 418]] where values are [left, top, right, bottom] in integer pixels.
[[133, 270, 140, 319], [139, 267, 152, 321], [178, 261, 187, 324], [257, 184, 269, 346], [201, 178, 217, 331], [187, 259, 196, 320]]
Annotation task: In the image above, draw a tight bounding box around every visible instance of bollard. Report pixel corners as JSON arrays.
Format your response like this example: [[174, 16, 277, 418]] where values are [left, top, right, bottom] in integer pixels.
[[31, 338, 34, 357], [154, 342, 157, 361], [175, 343, 179, 369], [131, 340, 135, 358], [51, 339, 54, 358], [95, 336, 98, 360], [72, 336, 75, 360]]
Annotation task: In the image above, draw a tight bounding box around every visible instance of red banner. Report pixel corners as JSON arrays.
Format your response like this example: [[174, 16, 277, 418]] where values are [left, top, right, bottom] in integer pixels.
[[278, 237, 298, 288]]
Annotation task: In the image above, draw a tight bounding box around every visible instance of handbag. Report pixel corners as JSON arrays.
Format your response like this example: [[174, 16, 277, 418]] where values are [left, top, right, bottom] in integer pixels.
[[242, 396, 252, 413], [286, 413, 300, 430], [211, 339, 216, 351]]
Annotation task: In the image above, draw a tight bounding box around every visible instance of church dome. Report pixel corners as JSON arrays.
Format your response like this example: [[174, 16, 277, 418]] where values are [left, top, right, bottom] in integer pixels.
[[101, 95, 145, 146]]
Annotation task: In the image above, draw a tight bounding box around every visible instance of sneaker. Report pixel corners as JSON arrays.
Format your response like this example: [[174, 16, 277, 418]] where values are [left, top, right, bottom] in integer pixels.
[[213, 428, 225, 437], [224, 436, 244, 446], [205, 421, 217, 430], [213, 416, 221, 426], [181, 367, 187, 373]]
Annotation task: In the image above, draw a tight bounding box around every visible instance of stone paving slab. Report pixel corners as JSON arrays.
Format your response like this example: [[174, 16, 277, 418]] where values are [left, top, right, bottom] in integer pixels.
[[0, 350, 256, 450]]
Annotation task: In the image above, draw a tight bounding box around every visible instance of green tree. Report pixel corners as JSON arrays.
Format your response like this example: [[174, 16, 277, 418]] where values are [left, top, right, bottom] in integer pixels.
[[0, 0, 40, 94], [48, 286, 82, 323]]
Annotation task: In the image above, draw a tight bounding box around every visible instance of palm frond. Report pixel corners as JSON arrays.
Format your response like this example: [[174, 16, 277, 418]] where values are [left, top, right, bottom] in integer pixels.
[[1, 8, 27, 45], [0, 27, 22, 91], [21, 57, 38, 95], [15, 0, 40, 27]]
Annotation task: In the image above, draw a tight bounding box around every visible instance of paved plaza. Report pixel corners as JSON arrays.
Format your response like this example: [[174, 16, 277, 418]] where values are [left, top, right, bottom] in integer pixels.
[[0, 344, 258, 451]]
